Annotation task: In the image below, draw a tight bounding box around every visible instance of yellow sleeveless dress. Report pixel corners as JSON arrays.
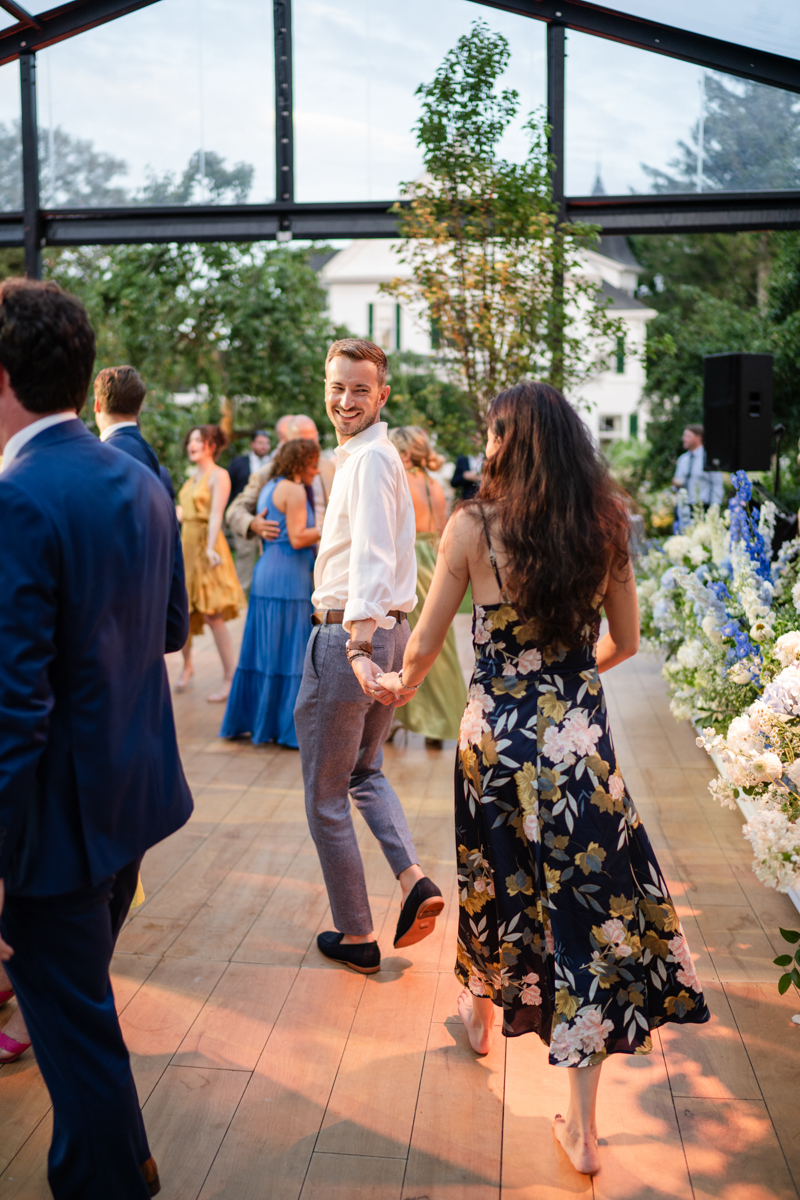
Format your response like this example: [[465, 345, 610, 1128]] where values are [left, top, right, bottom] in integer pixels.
[[179, 471, 245, 637]]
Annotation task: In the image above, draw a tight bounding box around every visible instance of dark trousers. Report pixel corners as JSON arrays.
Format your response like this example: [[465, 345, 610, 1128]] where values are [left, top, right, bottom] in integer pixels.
[[1, 865, 151, 1200]]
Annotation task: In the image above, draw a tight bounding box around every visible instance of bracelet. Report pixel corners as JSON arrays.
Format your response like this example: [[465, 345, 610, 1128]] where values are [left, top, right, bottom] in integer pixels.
[[347, 652, 372, 664], [399, 668, 422, 691], [346, 639, 374, 656]]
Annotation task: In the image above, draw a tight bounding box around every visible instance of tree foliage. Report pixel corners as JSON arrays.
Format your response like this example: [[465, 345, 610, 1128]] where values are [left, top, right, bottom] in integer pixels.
[[382, 21, 624, 433]]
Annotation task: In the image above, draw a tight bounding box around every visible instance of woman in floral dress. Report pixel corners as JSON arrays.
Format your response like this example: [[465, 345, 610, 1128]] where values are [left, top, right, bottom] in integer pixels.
[[376, 382, 708, 1176]]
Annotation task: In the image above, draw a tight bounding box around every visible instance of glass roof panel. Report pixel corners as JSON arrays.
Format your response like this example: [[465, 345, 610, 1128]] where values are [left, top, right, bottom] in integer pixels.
[[565, 30, 800, 195], [557, 0, 800, 62], [37, 0, 275, 208], [0, 62, 21, 213], [294, 0, 546, 203]]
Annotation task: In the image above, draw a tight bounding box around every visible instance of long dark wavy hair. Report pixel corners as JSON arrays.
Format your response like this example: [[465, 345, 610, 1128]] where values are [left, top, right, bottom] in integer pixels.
[[464, 382, 631, 647]]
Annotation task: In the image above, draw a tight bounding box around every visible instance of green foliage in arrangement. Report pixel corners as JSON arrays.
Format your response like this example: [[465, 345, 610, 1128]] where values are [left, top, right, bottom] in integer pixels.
[[382, 20, 625, 435], [774, 927, 800, 999]]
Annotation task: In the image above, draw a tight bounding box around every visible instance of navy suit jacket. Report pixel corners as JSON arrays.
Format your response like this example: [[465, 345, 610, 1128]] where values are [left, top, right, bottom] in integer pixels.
[[0, 420, 193, 896], [228, 453, 252, 503], [104, 424, 176, 502]]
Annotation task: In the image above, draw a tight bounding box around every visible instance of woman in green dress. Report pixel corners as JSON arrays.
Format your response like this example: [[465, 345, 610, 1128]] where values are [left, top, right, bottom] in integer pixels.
[[389, 427, 467, 747]]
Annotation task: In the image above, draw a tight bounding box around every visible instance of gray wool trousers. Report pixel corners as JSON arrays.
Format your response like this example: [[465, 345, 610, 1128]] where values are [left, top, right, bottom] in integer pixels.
[[294, 620, 418, 936]]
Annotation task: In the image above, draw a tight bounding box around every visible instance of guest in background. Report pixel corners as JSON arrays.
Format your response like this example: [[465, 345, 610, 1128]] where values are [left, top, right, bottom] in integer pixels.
[[0, 277, 192, 1199], [176, 425, 245, 702], [221, 439, 321, 748], [227, 430, 271, 591], [389, 426, 466, 749], [451, 440, 483, 501], [284, 414, 336, 529], [93, 365, 176, 500], [672, 424, 724, 526]]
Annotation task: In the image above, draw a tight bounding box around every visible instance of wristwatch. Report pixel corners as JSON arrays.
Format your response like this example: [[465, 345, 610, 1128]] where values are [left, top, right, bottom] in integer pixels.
[[346, 640, 374, 658]]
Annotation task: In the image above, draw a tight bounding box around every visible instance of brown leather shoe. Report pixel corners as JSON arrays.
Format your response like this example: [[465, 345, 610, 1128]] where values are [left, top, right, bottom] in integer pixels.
[[141, 1157, 161, 1197]]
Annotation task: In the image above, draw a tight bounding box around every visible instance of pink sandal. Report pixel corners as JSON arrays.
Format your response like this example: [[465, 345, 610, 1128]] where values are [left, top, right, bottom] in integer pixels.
[[0, 988, 13, 1007], [0, 1029, 31, 1063]]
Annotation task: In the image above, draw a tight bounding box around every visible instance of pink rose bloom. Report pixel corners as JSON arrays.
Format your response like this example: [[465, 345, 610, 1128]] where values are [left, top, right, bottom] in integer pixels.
[[502, 662, 517, 677], [473, 607, 491, 645], [562, 709, 603, 757], [600, 918, 626, 945], [469, 973, 490, 997], [459, 700, 487, 750], [543, 724, 573, 762], [473, 878, 487, 893], [468, 683, 495, 714], [545, 923, 555, 955], [574, 1006, 614, 1055], [522, 812, 540, 844], [608, 773, 625, 800], [520, 971, 542, 1006], [517, 648, 543, 675], [550, 1021, 583, 1065], [669, 933, 701, 991]]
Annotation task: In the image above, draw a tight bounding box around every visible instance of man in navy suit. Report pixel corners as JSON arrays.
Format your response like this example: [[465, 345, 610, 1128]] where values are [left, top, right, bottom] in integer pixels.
[[0, 279, 193, 1199], [93, 364, 177, 501]]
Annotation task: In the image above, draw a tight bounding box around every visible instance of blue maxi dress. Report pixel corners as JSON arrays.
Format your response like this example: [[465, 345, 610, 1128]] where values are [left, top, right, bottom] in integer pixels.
[[220, 478, 315, 748]]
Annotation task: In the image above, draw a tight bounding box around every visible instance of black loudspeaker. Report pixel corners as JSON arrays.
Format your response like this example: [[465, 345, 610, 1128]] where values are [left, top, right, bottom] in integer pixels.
[[703, 352, 773, 472]]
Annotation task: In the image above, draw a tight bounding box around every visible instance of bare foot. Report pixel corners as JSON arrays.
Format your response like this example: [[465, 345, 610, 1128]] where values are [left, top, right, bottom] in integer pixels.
[[457, 987, 493, 1055], [553, 1114, 601, 1175], [207, 683, 231, 703]]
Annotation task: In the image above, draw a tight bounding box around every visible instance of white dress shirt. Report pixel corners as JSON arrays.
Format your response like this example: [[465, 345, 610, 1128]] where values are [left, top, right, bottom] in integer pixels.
[[674, 445, 724, 507], [248, 449, 270, 475], [312, 421, 417, 631], [1, 410, 79, 471], [99, 420, 139, 442]]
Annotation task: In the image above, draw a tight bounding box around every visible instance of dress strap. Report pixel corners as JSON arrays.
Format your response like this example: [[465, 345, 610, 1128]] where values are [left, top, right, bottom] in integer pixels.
[[422, 471, 434, 526], [479, 507, 508, 600]]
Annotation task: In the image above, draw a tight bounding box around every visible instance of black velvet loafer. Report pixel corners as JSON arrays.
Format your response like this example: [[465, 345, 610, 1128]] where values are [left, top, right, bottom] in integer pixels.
[[317, 931, 381, 974], [394, 877, 445, 948]]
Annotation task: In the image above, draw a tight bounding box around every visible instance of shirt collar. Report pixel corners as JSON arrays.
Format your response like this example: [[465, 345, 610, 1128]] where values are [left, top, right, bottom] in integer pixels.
[[100, 421, 139, 442], [335, 420, 388, 464], [1, 410, 79, 471]]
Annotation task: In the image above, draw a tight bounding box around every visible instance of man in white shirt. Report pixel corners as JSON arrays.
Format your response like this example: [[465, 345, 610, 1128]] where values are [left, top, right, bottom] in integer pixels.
[[672, 424, 724, 518], [294, 339, 444, 974]]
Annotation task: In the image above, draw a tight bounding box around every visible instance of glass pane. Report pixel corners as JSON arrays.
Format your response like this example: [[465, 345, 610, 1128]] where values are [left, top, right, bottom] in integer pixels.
[[565, 31, 800, 195], [0, 62, 21, 213], [38, 0, 275, 208], [294, 0, 546, 202], [560, 0, 800, 62]]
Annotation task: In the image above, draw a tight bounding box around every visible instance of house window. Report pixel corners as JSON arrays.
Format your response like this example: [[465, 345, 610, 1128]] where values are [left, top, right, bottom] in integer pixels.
[[367, 301, 398, 352], [599, 414, 622, 434], [629, 413, 639, 437], [615, 336, 625, 374]]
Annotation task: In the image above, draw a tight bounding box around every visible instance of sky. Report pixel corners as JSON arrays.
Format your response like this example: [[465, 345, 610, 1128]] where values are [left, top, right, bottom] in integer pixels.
[[0, 0, 796, 210]]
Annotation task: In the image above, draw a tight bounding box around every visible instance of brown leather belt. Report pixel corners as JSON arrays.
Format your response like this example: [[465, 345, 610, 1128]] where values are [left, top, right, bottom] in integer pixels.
[[311, 609, 407, 626]]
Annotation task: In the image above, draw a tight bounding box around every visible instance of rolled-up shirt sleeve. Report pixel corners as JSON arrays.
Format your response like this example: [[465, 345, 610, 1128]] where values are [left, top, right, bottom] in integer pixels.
[[342, 452, 399, 631]]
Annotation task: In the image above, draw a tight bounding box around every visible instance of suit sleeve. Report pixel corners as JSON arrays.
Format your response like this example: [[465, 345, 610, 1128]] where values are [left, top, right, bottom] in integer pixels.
[[0, 485, 59, 879], [166, 519, 190, 653], [226, 466, 270, 540], [451, 455, 468, 490]]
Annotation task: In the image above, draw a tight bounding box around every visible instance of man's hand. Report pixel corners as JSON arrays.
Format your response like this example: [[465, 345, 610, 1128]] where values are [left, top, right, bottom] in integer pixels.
[[350, 655, 397, 704], [249, 509, 280, 541], [0, 880, 13, 962]]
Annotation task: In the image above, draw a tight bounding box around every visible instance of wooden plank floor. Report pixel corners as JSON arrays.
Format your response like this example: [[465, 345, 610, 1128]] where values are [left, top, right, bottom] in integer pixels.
[[2, 616, 800, 1199]]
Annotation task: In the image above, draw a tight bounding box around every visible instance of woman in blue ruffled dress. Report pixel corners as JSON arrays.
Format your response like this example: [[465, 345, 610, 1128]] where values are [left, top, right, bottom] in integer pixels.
[[221, 438, 320, 747]]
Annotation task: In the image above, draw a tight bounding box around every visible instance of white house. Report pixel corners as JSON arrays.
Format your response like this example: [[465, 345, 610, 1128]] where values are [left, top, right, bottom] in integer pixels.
[[319, 234, 656, 451]]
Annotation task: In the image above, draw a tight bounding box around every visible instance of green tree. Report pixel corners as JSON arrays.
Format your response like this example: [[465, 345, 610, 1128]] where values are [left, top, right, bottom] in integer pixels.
[[382, 21, 624, 434], [383, 351, 474, 460], [0, 121, 128, 210]]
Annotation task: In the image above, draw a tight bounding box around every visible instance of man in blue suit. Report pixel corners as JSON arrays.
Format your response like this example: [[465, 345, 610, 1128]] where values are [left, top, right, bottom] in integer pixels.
[[0, 279, 193, 1199], [93, 364, 177, 501]]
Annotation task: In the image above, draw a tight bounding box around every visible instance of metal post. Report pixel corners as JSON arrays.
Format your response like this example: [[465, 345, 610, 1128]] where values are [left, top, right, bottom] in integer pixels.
[[546, 23, 566, 225], [546, 23, 566, 389], [273, 0, 293, 239], [19, 50, 41, 279]]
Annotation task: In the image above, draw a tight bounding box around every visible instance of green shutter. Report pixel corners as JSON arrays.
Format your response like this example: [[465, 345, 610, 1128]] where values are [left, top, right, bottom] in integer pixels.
[[395, 304, 401, 351], [629, 413, 639, 437], [615, 336, 625, 374], [368, 302, 374, 340]]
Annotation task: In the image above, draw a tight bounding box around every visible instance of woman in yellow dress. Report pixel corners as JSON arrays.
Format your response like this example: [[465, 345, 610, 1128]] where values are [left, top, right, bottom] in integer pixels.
[[176, 424, 245, 702], [389, 426, 467, 747]]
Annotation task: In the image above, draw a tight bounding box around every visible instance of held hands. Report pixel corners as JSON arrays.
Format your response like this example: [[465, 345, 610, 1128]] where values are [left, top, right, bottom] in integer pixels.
[[250, 509, 280, 541], [376, 670, 419, 707], [349, 664, 417, 708]]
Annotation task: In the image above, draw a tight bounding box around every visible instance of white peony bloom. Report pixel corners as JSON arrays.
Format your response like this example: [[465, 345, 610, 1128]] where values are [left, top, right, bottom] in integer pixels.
[[637, 578, 657, 601], [749, 752, 783, 782], [663, 535, 693, 563], [774, 630, 800, 668]]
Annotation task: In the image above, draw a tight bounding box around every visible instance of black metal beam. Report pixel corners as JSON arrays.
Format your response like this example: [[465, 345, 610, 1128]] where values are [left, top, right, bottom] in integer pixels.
[[273, 0, 293, 220], [0, 0, 164, 67], [471, 0, 800, 94], [19, 50, 40, 278], [546, 22, 566, 224], [566, 190, 800, 234], [1, 192, 799, 250], [0, 1, 42, 30]]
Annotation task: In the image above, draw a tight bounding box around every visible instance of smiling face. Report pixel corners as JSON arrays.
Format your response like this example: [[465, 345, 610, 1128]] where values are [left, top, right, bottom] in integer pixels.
[[324, 355, 390, 443]]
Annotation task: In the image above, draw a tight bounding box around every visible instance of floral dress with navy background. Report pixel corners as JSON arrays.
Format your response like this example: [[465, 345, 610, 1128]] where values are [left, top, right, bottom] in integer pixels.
[[455, 539, 709, 1066]]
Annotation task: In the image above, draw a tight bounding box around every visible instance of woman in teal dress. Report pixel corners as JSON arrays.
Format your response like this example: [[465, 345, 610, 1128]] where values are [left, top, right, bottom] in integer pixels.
[[220, 439, 320, 748], [378, 383, 708, 1178]]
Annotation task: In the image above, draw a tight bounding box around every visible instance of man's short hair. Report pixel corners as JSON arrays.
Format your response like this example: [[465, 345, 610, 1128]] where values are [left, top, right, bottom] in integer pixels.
[[686, 424, 704, 438], [0, 278, 95, 414], [94, 365, 146, 416], [285, 413, 317, 439], [325, 338, 387, 389]]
